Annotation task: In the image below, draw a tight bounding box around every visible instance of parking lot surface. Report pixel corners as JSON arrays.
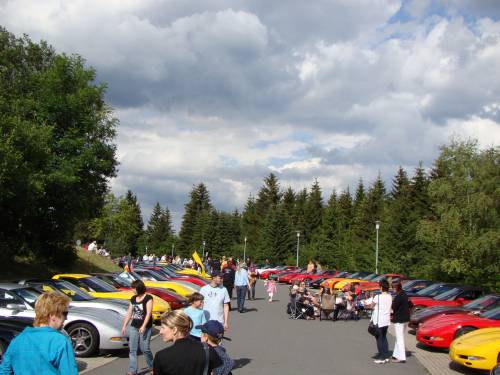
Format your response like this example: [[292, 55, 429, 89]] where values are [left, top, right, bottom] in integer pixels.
[[83, 282, 434, 375]]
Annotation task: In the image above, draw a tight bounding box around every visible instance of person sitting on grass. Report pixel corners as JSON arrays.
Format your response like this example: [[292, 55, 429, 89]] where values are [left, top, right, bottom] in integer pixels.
[[199, 320, 234, 375]]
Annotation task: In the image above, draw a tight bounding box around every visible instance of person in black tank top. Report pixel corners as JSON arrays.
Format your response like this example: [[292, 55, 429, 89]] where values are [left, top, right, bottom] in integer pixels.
[[121, 280, 154, 375]]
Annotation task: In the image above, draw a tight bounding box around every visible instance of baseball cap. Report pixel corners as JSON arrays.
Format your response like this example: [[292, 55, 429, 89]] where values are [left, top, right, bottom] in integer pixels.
[[211, 270, 222, 278], [196, 320, 224, 339]]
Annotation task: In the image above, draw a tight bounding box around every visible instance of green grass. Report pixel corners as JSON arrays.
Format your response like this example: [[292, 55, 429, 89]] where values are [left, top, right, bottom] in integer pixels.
[[1, 247, 122, 280]]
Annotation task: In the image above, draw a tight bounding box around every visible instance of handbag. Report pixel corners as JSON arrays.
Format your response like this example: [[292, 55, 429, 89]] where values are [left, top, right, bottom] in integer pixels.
[[367, 295, 381, 338]]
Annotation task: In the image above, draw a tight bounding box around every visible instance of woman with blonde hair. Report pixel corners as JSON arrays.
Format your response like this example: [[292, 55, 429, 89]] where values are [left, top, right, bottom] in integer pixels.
[[154, 310, 222, 375], [0, 291, 78, 374]]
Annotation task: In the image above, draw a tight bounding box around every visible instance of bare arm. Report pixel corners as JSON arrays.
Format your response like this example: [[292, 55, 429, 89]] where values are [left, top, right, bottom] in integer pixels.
[[121, 303, 133, 336], [140, 297, 153, 334], [223, 303, 229, 331]]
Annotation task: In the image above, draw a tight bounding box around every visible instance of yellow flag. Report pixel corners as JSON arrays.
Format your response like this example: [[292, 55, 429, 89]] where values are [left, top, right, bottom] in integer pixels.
[[192, 251, 206, 275]]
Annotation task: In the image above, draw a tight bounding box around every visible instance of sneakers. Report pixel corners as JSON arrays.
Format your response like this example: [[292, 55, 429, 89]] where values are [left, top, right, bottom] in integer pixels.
[[374, 358, 389, 364]]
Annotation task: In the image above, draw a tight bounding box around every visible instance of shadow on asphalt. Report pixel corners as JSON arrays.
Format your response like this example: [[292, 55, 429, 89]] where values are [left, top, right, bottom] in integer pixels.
[[415, 343, 448, 353], [77, 360, 87, 372], [233, 358, 251, 369], [449, 361, 487, 374]]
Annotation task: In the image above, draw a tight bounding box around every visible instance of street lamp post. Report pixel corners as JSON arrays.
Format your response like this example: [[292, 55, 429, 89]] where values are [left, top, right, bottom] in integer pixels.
[[171, 243, 175, 258], [202, 241, 206, 259], [375, 221, 380, 274], [296, 232, 300, 267], [243, 237, 247, 262]]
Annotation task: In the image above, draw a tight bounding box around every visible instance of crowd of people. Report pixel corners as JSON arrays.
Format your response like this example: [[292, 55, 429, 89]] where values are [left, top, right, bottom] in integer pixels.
[[0, 254, 411, 374]]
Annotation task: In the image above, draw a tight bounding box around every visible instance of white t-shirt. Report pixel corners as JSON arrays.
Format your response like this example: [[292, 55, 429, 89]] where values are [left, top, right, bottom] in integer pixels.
[[200, 284, 230, 324], [370, 293, 392, 327]]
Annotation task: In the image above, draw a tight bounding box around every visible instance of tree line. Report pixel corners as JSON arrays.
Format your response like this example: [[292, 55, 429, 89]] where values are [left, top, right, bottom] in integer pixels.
[[1, 28, 497, 290]]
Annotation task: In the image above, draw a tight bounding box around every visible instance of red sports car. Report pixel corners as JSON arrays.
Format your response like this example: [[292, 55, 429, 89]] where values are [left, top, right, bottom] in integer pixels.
[[139, 266, 208, 287], [277, 271, 307, 284], [260, 266, 299, 280], [290, 270, 337, 285], [416, 306, 500, 349], [357, 273, 406, 291], [410, 286, 483, 311]]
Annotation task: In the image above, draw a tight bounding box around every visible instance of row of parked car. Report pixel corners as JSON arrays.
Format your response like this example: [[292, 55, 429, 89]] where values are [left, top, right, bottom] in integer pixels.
[[256, 266, 500, 373], [0, 263, 210, 360]]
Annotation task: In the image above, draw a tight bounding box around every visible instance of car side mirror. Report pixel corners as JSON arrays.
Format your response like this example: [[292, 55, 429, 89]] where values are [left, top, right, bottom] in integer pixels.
[[6, 303, 26, 311]]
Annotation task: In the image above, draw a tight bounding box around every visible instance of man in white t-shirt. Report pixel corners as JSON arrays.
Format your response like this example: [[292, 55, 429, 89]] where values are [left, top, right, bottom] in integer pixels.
[[199, 270, 230, 331], [369, 280, 393, 364]]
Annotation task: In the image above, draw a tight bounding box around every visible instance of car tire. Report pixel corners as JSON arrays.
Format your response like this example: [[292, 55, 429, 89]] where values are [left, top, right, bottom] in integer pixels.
[[66, 322, 99, 357], [454, 326, 476, 339]]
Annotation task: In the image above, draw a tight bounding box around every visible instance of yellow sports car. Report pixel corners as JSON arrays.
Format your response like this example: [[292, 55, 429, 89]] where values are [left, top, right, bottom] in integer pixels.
[[52, 274, 170, 320], [449, 327, 500, 371]]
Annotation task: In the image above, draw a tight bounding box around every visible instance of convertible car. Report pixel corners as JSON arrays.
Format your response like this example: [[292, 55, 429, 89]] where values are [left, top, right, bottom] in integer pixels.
[[449, 327, 500, 371], [52, 274, 170, 320], [0, 284, 128, 357], [416, 306, 500, 349], [409, 293, 499, 329]]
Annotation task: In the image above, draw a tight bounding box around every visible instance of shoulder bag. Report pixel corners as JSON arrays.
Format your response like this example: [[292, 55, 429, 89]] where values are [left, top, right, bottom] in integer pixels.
[[368, 295, 381, 338]]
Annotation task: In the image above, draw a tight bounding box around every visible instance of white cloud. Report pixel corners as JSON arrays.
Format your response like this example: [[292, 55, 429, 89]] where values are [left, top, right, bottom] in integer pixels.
[[1, 0, 499, 230]]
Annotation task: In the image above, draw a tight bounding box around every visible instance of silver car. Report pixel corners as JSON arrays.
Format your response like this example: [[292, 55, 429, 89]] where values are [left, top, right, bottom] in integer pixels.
[[17, 279, 129, 316], [0, 284, 128, 357]]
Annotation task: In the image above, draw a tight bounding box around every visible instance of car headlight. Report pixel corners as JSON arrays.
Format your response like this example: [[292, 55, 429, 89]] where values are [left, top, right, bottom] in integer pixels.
[[467, 356, 485, 360], [429, 336, 444, 341]]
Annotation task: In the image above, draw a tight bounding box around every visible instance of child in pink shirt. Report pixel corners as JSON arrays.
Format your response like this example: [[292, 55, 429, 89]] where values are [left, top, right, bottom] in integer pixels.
[[264, 279, 277, 302]]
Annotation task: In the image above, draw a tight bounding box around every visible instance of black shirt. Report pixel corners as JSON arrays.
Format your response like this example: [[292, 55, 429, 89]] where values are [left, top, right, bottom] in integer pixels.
[[391, 291, 411, 323], [131, 294, 153, 328], [153, 337, 222, 375]]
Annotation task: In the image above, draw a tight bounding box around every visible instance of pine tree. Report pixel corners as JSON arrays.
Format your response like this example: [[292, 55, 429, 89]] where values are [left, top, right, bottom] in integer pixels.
[[282, 187, 296, 219], [125, 190, 144, 255], [258, 207, 295, 264], [255, 173, 282, 221], [146, 202, 172, 252], [178, 183, 212, 256], [304, 179, 323, 243], [241, 195, 259, 256]]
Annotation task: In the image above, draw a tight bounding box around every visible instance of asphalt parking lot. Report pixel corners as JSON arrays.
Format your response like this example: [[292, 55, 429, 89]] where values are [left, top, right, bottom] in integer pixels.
[[82, 282, 436, 375]]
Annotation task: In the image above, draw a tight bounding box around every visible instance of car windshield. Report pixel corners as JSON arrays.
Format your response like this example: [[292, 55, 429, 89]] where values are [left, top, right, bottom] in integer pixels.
[[402, 280, 420, 290], [117, 271, 140, 284], [348, 272, 360, 279], [158, 267, 178, 277], [465, 295, 500, 310], [82, 277, 118, 292], [371, 275, 387, 282], [363, 273, 378, 280], [480, 306, 500, 320], [12, 287, 42, 307], [416, 283, 442, 296], [434, 287, 461, 301], [52, 281, 97, 301]]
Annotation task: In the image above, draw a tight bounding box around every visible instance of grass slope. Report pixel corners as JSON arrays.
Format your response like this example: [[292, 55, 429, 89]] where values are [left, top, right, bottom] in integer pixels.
[[0, 248, 122, 280]]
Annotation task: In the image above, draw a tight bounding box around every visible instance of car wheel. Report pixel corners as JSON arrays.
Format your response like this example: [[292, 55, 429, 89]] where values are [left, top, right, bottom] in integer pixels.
[[454, 326, 476, 339], [66, 322, 99, 357], [0, 339, 6, 362]]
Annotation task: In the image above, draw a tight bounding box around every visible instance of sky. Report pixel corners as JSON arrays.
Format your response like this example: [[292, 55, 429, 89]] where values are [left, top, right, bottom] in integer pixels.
[[1, 0, 499, 230]]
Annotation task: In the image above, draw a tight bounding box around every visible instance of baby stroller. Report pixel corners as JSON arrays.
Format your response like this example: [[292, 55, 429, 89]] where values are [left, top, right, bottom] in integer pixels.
[[287, 293, 314, 320], [319, 293, 336, 321]]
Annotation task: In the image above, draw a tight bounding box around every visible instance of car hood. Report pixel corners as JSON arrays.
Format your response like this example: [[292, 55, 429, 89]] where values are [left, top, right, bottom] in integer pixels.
[[452, 328, 500, 350], [421, 313, 486, 330], [413, 306, 465, 319]]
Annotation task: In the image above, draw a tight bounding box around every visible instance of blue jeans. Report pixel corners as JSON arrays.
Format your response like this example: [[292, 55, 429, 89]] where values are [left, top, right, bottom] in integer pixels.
[[236, 285, 248, 312], [128, 326, 153, 374], [375, 325, 390, 360]]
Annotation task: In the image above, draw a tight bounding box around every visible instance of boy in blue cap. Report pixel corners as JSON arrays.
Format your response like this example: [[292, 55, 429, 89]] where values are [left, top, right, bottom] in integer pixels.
[[198, 320, 234, 375]]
